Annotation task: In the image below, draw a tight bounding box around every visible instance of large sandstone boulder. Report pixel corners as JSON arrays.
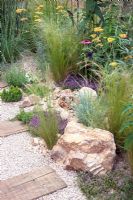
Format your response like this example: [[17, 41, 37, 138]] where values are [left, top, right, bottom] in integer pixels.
[[51, 121, 116, 175]]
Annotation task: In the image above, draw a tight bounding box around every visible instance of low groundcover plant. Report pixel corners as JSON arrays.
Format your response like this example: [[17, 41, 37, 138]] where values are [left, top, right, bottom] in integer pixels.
[[4, 65, 28, 88], [0, 86, 22, 102]]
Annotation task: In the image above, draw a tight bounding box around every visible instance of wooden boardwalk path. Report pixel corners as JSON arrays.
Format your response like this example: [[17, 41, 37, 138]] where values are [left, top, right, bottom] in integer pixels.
[[0, 121, 28, 137], [0, 166, 67, 200]]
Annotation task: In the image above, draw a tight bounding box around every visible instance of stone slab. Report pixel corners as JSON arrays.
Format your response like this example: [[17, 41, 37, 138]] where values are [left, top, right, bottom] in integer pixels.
[[0, 121, 28, 137], [0, 166, 67, 200]]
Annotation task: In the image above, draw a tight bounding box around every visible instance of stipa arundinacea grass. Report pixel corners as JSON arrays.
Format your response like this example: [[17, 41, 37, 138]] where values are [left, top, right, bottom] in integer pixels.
[[120, 102, 133, 174], [0, 0, 17, 62]]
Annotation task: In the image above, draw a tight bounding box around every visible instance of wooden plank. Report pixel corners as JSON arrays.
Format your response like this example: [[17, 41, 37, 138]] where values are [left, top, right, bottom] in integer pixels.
[[0, 167, 67, 200], [0, 121, 28, 137], [0, 166, 54, 192], [0, 81, 8, 89]]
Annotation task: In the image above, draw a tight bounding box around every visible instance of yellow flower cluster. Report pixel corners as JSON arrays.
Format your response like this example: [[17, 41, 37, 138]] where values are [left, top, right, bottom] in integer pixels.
[[90, 34, 97, 38], [16, 8, 26, 14], [34, 6, 44, 23], [92, 37, 101, 43], [119, 33, 127, 39], [96, 43, 103, 47], [20, 17, 28, 22], [56, 5, 64, 10], [124, 55, 133, 60], [56, 5, 64, 13], [36, 5, 44, 11], [107, 37, 115, 43], [35, 11, 43, 15], [109, 62, 118, 68], [94, 27, 103, 32], [34, 18, 42, 23]]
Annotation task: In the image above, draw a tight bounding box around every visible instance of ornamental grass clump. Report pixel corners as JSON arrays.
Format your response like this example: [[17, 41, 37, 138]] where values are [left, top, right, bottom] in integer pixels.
[[41, 21, 81, 82], [0, 0, 17, 62], [29, 108, 58, 150], [120, 102, 133, 174], [101, 70, 133, 144]]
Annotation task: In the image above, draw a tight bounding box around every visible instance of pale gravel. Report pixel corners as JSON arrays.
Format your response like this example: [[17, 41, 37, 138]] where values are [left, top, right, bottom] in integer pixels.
[[0, 99, 86, 200]]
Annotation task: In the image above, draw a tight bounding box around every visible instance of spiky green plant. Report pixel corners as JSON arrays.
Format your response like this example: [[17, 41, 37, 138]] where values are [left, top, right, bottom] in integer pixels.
[[41, 21, 81, 82], [0, 0, 18, 62], [101, 70, 133, 144], [29, 106, 58, 150], [120, 103, 133, 174]]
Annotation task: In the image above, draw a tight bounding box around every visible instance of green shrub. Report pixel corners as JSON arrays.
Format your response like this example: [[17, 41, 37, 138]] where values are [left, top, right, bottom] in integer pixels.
[[29, 107, 58, 150], [120, 103, 133, 174], [0, 86, 22, 102], [75, 94, 107, 129], [4, 66, 28, 87], [16, 110, 34, 124]]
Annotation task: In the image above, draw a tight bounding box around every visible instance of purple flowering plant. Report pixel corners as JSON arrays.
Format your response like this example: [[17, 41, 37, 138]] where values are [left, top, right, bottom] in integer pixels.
[[29, 115, 40, 128]]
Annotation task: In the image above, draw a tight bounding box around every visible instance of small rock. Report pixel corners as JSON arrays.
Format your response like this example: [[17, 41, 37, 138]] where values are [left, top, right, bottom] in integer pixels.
[[78, 87, 97, 99], [60, 110, 69, 120], [58, 100, 69, 109], [58, 89, 74, 109], [32, 138, 40, 146], [20, 94, 40, 108], [0, 139, 2, 145]]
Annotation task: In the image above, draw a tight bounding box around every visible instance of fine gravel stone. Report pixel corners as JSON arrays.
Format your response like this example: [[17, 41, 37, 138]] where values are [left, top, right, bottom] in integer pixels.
[[0, 101, 20, 121], [0, 99, 86, 200], [0, 132, 86, 200]]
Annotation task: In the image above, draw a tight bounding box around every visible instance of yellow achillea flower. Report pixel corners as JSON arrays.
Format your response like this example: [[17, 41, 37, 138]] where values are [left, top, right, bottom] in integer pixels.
[[124, 55, 133, 60], [36, 5, 44, 11], [16, 8, 26, 14], [35, 11, 43, 15], [90, 34, 97, 38], [34, 18, 42, 22], [109, 62, 118, 68], [119, 33, 127, 39], [96, 43, 103, 47], [107, 37, 115, 43], [34, 15, 40, 19], [56, 5, 64, 10], [92, 37, 101, 43], [20, 17, 28, 22], [94, 27, 103, 32]]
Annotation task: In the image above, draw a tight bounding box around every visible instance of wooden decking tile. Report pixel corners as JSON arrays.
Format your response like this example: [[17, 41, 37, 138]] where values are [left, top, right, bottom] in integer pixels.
[[0, 121, 28, 137], [0, 166, 67, 200], [0, 81, 8, 89]]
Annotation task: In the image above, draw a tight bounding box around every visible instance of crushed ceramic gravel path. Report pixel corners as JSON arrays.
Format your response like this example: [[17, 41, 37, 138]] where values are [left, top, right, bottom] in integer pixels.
[[0, 100, 86, 200]]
